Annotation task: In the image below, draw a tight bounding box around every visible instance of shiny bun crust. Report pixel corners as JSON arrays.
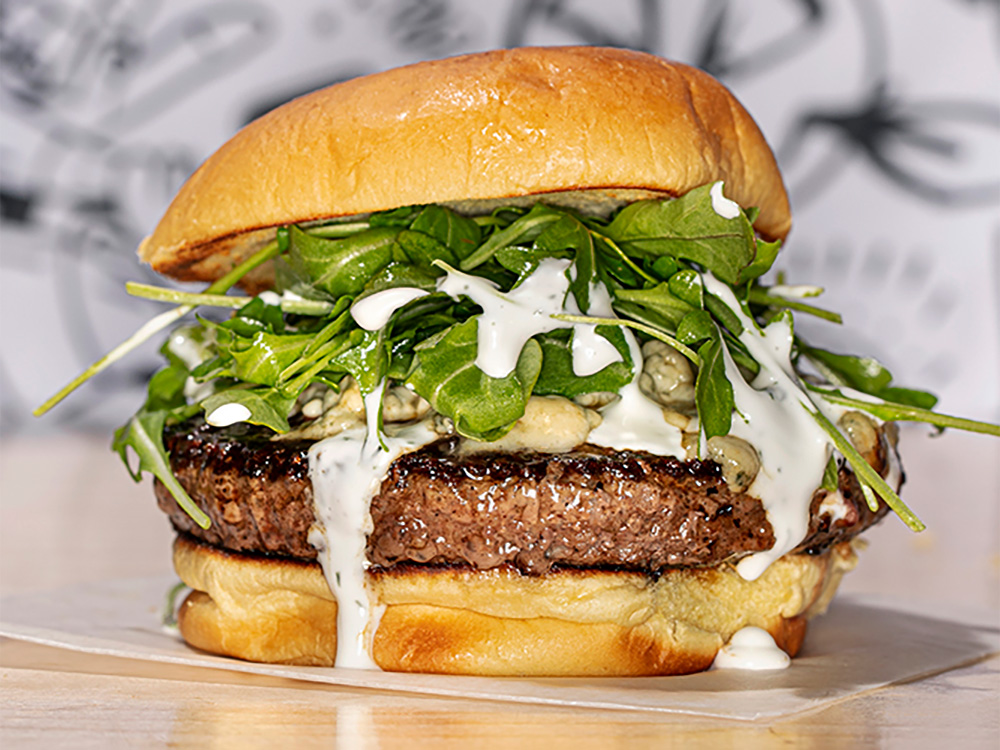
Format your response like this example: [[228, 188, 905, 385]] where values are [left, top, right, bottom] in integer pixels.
[[140, 46, 790, 289], [173, 535, 856, 676]]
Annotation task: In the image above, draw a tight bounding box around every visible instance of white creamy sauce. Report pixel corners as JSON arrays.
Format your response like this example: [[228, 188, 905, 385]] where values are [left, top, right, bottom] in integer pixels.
[[579, 281, 686, 456], [701, 275, 836, 581], [205, 402, 251, 427], [437, 259, 622, 379], [587, 328, 686, 458], [308, 398, 436, 669], [351, 288, 430, 331], [166, 329, 212, 370], [768, 284, 823, 300], [710, 181, 741, 220], [167, 329, 218, 403], [438, 260, 681, 456], [259, 289, 307, 308], [712, 627, 790, 671], [564, 281, 625, 377], [258, 290, 281, 307]]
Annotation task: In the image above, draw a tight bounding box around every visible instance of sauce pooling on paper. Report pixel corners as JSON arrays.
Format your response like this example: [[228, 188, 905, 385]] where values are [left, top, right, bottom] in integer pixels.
[[712, 627, 791, 670]]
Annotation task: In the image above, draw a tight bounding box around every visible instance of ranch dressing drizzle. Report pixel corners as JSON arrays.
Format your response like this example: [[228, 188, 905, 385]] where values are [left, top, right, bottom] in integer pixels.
[[308, 379, 436, 669], [351, 288, 429, 331], [438, 260, 681, 455], [710, 181, 741, 219], [205, 402, 251, 427], [437, 259, 622, 379], [563, 280, 625, 377], [585, 285, 685, 458], [712, 627, 790, 670], [700, 275, 833, 581], [259, 289, 307, 307]]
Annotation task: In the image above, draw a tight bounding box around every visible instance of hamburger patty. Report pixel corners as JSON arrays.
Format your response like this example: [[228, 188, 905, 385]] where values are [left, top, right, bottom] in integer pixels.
[[157, 420, 891, 573]]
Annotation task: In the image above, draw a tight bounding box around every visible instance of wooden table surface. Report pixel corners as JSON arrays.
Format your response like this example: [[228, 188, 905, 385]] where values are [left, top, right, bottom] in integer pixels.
[[2, 433, 998, 748]]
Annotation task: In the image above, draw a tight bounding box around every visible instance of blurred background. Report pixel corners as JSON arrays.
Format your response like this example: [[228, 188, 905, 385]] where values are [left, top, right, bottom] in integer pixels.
[[1, 0, 998, 607]]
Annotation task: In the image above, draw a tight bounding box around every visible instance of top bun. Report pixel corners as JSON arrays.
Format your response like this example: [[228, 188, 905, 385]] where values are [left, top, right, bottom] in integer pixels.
[[139, 46, 791, 289]]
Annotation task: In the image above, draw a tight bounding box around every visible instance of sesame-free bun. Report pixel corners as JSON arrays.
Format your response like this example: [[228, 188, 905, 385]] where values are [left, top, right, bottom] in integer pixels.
[[173, 535, 855, 676], [140, 47, 790, 290]]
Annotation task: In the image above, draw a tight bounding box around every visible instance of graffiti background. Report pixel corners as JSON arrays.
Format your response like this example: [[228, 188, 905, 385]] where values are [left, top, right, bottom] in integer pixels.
[[1, 0, 998, 438]]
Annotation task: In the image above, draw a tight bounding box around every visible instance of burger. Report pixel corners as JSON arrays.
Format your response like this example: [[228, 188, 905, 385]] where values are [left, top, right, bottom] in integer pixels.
[[41, 46, 961, 676]]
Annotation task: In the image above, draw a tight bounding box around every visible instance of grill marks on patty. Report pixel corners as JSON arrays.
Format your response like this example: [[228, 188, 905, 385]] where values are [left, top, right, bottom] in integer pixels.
[[156, 421, 889, 574]]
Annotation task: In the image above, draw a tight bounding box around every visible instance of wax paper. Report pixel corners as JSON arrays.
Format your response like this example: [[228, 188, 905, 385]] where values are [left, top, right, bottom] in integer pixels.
[[1, 579, 996, 719]]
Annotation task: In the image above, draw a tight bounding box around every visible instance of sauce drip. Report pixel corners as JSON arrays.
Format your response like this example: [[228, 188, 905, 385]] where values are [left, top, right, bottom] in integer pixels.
[[712, 627, 791, 670], [437, 259, 622, 379]]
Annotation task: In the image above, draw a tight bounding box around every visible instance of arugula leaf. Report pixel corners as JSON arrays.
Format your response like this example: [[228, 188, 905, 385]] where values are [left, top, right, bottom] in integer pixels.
[[533, 328, 633, 397], [614, 283, 695, 329], [809, 386, 999, 436], [592, 233, 654, 287], [667, 269, 703, 308], [229, 331, 314, 387], [535, 214, 596, 311], [676, 309, 715, 346], [360, 262, 438, 295], [748, 287, 843, 324], [460, 204, 564, 270], [821, 456, 840, 493], [145, 364, 190, 412], [369, 205, 424, 227], [228, 296, 286, 334], [113, 410, 209, 529], [394, 229, 458, 273], [740, 238, 782, 282], [704, 290, 745, 336], [410, 205, 482, 260], [274, 254, 332, 301], [288, 224, 397, 298], [695, 327, 735, 440], [201, 387, 296, 433], [327, 329, 389, 396], [406, 319, 542, 439], [800, 345, 937, 408], [495, 245, 570, 284], [648, 256, 681, 281], [605, 184, 757, 285]]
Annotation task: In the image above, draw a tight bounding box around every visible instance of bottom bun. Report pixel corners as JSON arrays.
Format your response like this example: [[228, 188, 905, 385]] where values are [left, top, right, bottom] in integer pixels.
[[173, 535, 858, 675]]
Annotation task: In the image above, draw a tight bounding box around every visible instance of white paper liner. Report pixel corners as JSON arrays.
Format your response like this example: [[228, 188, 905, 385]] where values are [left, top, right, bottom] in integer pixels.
[[1, 577, 996, 720]]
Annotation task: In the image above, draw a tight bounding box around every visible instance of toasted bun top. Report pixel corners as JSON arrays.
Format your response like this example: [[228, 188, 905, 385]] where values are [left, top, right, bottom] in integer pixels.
[[140, 46, 791, 287]]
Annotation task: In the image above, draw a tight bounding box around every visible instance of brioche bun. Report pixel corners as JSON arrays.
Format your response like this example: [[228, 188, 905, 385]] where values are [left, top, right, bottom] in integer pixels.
[[139, 46, 789, 292], [173, 535, 856, 676], [149, 47, 834, 677]]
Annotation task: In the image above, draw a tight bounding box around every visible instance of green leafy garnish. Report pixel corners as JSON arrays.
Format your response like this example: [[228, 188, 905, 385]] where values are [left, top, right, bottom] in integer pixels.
[[35, 183, 997, 541], [808, 407, 925, 531], [695, 325, 736, 440], [406, 319, 542, 439], [604, 184, 760, 285], [800, 346, 938, 409]]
